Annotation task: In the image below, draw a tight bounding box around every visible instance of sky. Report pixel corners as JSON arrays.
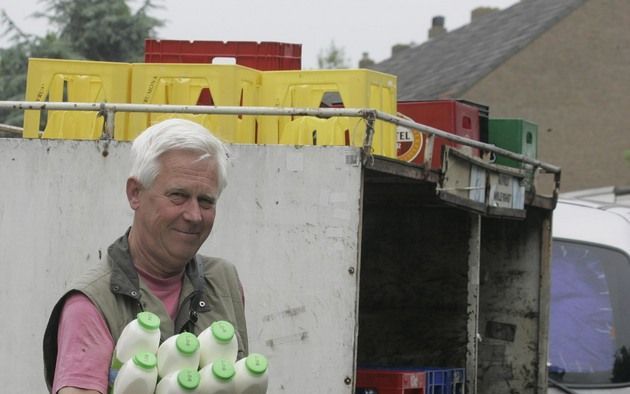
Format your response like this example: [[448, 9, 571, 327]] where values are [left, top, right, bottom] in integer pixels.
[[1, 0, 519, 69]]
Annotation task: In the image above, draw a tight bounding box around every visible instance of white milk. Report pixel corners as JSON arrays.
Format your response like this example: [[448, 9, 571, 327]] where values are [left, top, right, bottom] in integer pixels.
[[111, 351, 158, 394], [157, 332, 200, 378], [110, 311, 161, 387], [198, 358, 236, 394], [198, 320, 239, 367], [155, 368, 201, 394], [112, 311, 161, 369], [234, 353, 269, 394]]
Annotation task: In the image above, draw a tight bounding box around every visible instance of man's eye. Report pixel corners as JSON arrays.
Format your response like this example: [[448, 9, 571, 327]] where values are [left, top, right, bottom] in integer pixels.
[[169, 193, 187, 204], [199, 198, 215, 209]]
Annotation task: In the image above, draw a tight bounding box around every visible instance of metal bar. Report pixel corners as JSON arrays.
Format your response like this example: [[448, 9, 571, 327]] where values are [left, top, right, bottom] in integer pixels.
[[0, 101, 370, 118], [374, 110, 561, 174], [0, 100, 561, 174], [423, 134, 435, 168], [466, 213, 481, 394], [362, 110, 376, 155], [103, 107, 115, 140], [538, 211, 553, 394], [0, 123, 23, 135]]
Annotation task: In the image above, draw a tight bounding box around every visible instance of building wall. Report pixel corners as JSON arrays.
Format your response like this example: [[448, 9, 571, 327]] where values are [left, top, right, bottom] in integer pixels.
[[463, 0, 630, 192]]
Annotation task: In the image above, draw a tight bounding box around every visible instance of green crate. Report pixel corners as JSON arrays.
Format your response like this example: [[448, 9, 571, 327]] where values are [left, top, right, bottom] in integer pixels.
[[488, 118, 538, 169]]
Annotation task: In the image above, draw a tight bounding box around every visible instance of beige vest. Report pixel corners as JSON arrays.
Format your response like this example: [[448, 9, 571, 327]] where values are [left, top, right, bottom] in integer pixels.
[[43, 232, 248, 391]]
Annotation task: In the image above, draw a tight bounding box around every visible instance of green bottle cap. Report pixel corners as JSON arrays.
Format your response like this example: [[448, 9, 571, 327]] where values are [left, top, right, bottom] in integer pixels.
[[136, 311, 160, 331], [132, 352, 157, 370], [245, 353, 268, 375], [176, 332, 200, 355], [212, 359, 236, 380], [211, 321, 235, 343], [177, 368, 201, 390]]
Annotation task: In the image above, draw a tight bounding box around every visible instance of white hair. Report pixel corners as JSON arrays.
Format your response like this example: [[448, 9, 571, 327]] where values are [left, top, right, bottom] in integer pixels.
[[129, 118, 229, 193]]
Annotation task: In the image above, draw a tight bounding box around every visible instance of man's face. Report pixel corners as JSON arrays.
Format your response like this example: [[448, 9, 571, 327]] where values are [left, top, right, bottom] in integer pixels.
[[128, 149, 220, 275]]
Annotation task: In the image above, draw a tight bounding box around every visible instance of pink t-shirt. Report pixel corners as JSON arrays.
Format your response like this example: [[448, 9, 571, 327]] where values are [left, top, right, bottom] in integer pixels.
[[52, 269, 183, 394]]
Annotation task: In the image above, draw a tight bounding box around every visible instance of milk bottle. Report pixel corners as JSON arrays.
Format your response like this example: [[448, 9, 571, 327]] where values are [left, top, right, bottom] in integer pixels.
[[198, 320, 239, 367], [111, 351, 158, 394], [198, 358, 236, 394], [234, 353, 269, 394], [111, 311, 161, 369], [109, 311, 161, 387], [157, 332, 200, 378], [155, 368, 201, 394]]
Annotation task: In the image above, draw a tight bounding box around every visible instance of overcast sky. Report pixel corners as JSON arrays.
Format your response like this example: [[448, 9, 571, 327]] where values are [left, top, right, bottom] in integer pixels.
[[1, 0, 519, 68]]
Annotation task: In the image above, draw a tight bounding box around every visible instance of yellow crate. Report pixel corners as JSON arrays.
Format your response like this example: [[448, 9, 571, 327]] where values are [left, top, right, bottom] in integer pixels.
[[126, 63, 261, 142], [23, 58, 131, 140], [258, 69, 397, 157]]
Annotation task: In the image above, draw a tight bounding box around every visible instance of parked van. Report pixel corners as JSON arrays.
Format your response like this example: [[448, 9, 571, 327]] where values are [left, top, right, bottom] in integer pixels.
[[549, 198, 630, 393]]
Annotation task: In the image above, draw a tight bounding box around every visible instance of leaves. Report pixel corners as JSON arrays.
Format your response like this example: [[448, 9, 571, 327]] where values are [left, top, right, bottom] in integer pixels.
[[0, 0, 164, 125], [317, 41, 350, 70]]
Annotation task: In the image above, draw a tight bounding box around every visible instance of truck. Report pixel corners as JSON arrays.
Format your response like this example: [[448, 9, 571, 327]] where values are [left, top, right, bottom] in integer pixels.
[[548, 198, 630, 394], [0, 96, 562, 393]]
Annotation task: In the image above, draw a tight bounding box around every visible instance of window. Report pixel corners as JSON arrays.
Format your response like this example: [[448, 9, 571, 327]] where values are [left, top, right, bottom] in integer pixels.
[[549, 240, 630, 385]]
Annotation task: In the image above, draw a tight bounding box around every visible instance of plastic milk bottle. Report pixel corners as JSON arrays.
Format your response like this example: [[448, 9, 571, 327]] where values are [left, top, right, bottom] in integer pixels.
[[198, 320, 239, 367], [198, 358, 236, 394], [110, 311, 161, 386], [157, 332, 200, 378], [111, 351, 158, 394], [234, 353, 269, 394], [155, 368, 201, 394]]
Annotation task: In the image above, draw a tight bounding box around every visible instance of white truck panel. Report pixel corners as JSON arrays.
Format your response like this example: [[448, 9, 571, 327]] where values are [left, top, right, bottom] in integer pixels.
[[0, 139, 362, 393]]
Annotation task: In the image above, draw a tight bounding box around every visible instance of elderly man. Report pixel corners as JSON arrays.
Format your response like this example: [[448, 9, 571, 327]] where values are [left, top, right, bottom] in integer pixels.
[[43, 119, 248, 394]]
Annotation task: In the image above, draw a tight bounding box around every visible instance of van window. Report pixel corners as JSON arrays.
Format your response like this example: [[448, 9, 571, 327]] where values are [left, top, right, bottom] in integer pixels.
[[549, 240, 630, 385]]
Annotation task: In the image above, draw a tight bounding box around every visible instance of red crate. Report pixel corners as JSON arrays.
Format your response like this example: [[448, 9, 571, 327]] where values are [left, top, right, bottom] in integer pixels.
[[144, 39, 302, 71], [357, 368, 426, 394], [396, 100, 481, 169]]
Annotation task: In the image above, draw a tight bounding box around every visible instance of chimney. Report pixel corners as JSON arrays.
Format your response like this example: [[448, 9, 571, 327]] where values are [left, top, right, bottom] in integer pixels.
[[391, 43, 412, 57], [358, 52, 375, 68], [428, 16, 446, 39], [471, 7, 498, 22]]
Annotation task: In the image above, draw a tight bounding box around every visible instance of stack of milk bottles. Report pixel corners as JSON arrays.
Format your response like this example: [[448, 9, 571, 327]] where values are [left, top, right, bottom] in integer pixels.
[[110, 314, 269, 394], [110, 311, 161, 394]]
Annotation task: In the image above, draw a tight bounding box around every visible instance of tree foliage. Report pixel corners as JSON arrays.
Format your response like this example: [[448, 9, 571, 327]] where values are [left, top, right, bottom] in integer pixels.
[[317, 41, 350, 69], [0, 0, 163, 126], [38, 0, 163, 62]]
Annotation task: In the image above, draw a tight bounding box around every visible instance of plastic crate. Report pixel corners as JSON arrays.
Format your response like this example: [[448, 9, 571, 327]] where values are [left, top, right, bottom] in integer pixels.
[[396, 100, 481, 169], [126, 63, 261, 142], [258, 69, 398, 158], [23, 58, 131, 140], [422, 368, 465, 394], [488, 118, 538, 169], [356, 368, 426, 394], [144, 39, 302, 71]]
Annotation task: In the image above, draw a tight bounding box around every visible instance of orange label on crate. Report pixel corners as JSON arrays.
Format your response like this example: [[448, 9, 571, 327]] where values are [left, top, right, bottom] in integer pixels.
[[396, 125, 424, 163]]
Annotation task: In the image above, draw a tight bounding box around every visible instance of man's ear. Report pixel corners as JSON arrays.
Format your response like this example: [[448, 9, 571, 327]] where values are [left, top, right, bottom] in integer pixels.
[[126, 177, 143, 210]]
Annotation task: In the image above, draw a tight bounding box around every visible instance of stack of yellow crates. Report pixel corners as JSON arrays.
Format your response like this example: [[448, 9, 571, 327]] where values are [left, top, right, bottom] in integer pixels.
[[23, 58, 398, 158]]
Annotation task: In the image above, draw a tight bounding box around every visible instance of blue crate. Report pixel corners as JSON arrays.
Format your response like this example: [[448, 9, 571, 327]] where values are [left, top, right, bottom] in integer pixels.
[[422, 368, 465, 394]]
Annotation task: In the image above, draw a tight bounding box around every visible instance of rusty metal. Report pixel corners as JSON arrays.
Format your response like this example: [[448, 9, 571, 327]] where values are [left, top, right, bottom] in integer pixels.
[[0, 100, 562, 178]]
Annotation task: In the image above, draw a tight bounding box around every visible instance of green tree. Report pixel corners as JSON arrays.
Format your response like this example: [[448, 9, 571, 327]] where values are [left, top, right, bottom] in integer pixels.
[[317, 41, 350, 69], [39, 0, 163, 62], [0, 0, 163, 126]]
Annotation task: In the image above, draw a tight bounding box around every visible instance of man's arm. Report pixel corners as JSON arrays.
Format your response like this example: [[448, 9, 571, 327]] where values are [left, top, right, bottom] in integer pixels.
[[53, 293, 114, 394]]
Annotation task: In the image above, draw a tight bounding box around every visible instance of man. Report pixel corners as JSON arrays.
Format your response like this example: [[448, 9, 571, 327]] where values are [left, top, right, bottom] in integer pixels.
[[43, 118, 248, 394]]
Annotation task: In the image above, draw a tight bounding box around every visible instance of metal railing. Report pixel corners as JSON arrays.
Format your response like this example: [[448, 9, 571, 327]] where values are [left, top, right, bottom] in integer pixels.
[[0, 100, 561, 183]]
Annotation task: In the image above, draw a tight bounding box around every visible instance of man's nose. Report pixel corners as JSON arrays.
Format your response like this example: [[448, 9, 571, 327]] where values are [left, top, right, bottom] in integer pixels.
[[182, 199, 203, 222]]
